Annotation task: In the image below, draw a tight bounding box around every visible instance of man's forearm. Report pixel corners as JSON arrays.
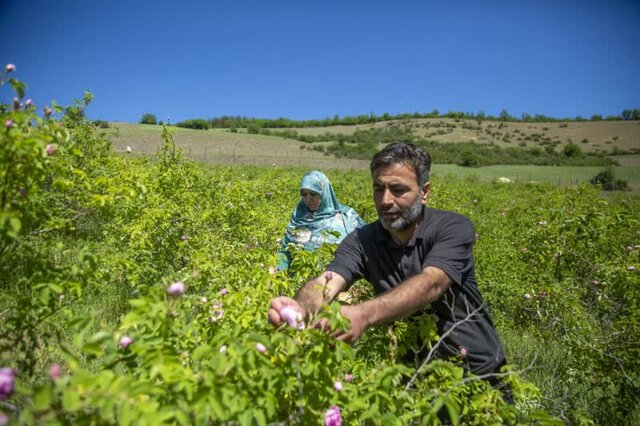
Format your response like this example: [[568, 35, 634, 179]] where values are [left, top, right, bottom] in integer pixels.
[[357, 267, 450, 328]]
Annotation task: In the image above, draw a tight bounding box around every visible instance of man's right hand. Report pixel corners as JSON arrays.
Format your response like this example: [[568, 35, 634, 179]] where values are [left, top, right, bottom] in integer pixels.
[[268, 296, 305, 326]]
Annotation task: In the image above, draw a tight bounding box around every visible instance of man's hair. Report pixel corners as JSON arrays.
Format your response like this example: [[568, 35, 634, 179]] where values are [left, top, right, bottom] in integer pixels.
[[370, 142, 432, 187]]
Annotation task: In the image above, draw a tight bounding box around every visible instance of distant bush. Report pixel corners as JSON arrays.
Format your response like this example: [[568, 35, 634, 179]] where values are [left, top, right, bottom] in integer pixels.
[[140, 113, 157, 125], [589, 166, 629, 191], [563, 143, 582, 157], [176, 119, 208, 130], [92, 119, 109, 128]]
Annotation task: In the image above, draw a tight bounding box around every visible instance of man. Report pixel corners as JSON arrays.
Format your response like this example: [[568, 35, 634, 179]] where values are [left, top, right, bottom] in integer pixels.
[[268, 142, 506, 377]]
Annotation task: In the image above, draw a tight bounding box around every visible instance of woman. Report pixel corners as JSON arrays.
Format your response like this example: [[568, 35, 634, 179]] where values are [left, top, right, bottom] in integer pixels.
[[277, 171, 366, 270]]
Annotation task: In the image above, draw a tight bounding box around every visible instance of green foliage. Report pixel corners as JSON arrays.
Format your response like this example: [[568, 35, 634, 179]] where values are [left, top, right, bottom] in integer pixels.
[[176, 118, 208, 130], [563, 143, 582, 157], [589, 166, 629, 191], [2, 71, 639, 424], [140, 113, 158, 125]]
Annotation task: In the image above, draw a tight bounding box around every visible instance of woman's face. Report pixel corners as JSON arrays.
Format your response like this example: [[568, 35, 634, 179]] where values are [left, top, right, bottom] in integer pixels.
[[301, 189, 321, 211]]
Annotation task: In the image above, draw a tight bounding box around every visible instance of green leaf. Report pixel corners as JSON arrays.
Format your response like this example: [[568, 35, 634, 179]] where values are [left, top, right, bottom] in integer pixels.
[[33, 385, 53, 411]]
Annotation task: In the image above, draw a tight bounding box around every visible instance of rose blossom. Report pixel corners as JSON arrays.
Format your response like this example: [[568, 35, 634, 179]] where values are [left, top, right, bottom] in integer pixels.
[[280, 306, 302, 328], [256, 343, 267, 353], [45, 144, 57, 156], [0, 368, 16, 400], [220, 288, 228, 296], [4, 119, 13, 128], [167, 281, 185, 296], [344, 373, 353, 382], [49, 363, 62, 380], [324, 406, 342, 426], [119, 336, 133, 349], [459, 346, 468, 358], [333, 381, 343, 392]]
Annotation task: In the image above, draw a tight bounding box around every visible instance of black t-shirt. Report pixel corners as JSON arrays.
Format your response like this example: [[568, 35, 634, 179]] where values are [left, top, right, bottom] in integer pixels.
[[327, 207, 505, 375]]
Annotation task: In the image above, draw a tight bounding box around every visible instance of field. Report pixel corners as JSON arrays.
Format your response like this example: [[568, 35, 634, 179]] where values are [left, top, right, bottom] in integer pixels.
[[108, 122, 640, 192], [2, 108, 640, 424]]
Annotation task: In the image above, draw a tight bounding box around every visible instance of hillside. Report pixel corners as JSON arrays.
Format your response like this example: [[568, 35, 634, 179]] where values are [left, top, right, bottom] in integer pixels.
[[290, 117, 640, 155]]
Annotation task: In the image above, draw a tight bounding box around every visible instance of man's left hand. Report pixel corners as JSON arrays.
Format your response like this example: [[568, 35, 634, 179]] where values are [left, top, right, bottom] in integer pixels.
[[333, 305, 368, 343]]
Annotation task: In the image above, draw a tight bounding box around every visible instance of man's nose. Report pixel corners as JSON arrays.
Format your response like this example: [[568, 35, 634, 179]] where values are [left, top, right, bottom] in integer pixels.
[[380, 188, 393, 205]]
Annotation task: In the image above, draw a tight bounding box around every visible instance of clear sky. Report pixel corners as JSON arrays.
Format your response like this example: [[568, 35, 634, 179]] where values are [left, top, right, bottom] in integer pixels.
[[1, 0, 639, 123]]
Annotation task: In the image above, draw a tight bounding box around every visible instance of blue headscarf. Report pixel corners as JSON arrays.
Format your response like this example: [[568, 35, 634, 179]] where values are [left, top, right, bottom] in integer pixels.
[[278, 171, 366, 270]]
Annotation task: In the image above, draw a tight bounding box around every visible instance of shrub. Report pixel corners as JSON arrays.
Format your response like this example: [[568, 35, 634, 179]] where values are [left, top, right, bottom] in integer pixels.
[[563, 143, 582, 157], [589, 166, 629, 191], [140, 113, 157, 125]]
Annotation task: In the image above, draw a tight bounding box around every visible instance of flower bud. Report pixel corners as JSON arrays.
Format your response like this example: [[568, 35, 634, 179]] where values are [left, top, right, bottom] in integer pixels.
[[220, 288, 228, 296], [12, 98, 20, 111], [523, 293, 532, 301], [23, 98, 32, 107], [4, 119, 13, 128], [459, 346, 468, 358], [333, 381, 343, 392], [325, 271, 333, 281], [167, 281, 185, 296], [5, 64, 15, 73], [45, 144, 57, 156], [0, 412, 8, 426], [44, 106, 52, 117], [219, 345, 227, 353], [344, 373, 353, 382], [256, 343, 267, 353]]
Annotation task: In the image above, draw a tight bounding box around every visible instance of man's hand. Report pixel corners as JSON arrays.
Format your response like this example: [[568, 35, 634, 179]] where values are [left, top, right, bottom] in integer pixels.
[[333, 304, 369, 343], [268, 296, 304, 327]]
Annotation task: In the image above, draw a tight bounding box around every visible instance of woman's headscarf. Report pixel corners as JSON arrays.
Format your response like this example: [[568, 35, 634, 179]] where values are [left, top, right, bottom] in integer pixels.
[[278, 171, 365, 269]]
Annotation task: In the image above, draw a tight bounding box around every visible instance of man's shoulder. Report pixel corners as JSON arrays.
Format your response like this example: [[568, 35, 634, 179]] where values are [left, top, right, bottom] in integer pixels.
[[423, 208, 475, 236], [426, 207, 472, 224]]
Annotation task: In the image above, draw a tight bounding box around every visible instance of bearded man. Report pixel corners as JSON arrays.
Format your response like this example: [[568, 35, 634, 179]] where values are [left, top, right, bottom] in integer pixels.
[[268, 142, 507, 381]]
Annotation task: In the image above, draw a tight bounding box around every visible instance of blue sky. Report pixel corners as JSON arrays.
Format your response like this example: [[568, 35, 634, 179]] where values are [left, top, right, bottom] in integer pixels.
[[1, 0, 639, 123]]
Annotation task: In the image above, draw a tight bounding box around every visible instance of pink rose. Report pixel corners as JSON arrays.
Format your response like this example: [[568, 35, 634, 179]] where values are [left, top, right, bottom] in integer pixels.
[[4, 119, 13, 129], [119, 336, 133, 349], [459, 346, 468, 358], [49, 363, 62, 380], [324, 406, 342, 426], [333, 381, 343, 392], [45, 144, 57, 156], [0, 368, 16, 401], [344, 373, 353, 382], [256, 343, 267, 353], [220, 288, 228, 296], [167, 282, 185, 296], [280, 306, 302, 328]]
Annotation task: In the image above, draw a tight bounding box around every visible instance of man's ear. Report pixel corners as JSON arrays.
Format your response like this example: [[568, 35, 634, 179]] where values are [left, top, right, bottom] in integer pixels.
[[421, 182, 431, 203]]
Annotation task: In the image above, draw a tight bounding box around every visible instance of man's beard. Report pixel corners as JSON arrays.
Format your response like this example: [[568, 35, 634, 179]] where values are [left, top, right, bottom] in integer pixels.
[[379, 193, 423, 231]]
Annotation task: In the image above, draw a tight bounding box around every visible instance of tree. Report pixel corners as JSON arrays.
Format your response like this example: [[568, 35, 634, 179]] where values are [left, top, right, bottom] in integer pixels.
[[140, 113, 157, 125]]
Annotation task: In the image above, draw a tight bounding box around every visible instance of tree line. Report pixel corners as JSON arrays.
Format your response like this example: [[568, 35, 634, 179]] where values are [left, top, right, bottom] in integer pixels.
[[138, 109, 640, 130]]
